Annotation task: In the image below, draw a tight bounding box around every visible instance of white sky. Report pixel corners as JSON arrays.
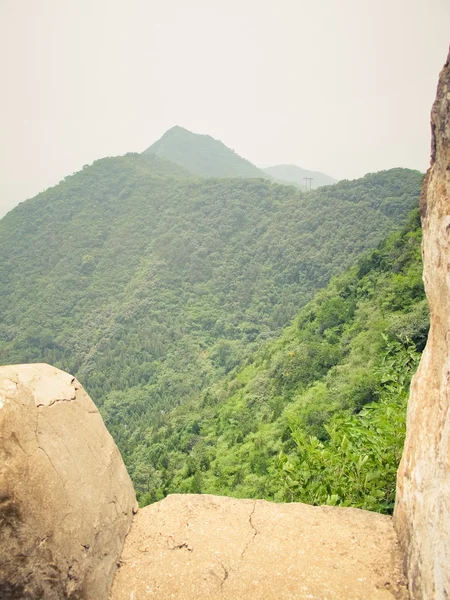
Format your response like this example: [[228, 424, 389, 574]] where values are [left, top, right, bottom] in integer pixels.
[[0, 0, 449, 217]]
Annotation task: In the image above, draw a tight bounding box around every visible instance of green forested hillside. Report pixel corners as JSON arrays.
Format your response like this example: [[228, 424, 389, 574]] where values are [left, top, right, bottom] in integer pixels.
[[0, 155, 422, 513], [145, 126, 268, 178], [263, 164, 338, 189], [0, 160, 420, 412], [116, 210, 426, 514]]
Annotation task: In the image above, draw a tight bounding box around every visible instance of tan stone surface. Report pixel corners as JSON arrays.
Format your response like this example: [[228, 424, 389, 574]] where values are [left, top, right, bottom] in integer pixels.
[[111, 494, 408, 600], [394, 49, 450, 599], [0, 363, 138, 600]]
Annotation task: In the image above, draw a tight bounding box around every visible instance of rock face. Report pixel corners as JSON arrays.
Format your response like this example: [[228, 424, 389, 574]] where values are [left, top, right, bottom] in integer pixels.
[[0, 364, 137, 600], [0, 366, 409, 600], [394, 50, 450, 599], [111, 494, 408, 600]]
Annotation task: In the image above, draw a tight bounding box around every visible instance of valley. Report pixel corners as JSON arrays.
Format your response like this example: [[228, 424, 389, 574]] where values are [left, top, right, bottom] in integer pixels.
[[0, 128, 423, 513]]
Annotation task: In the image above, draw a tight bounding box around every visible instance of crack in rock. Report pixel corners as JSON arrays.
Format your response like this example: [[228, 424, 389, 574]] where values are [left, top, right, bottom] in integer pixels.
[[172, 542, 193, 552], [219, 561, 229, 588], [240, 501, 258, 560], [36, 395, 76, 408], [166, 537, 193, 552]]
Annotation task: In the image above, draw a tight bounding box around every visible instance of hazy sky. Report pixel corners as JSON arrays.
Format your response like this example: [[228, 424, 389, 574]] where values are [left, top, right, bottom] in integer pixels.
[[1, 0, 449, 217]]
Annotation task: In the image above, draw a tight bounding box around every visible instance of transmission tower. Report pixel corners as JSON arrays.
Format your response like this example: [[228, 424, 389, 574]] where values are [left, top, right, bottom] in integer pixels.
[[303, 177, 313, 191]]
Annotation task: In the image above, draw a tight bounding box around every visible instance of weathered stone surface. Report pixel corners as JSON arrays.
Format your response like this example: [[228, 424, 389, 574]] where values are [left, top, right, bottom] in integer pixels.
[[0, 364, 138, 600], [394, 49, 450, 599], [111, 494, 408, 600]]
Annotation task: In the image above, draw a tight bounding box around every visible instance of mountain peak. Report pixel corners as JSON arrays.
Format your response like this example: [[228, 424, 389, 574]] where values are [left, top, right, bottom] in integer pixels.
[[161, 125, 192, 136], [144, 127, 267, 179]]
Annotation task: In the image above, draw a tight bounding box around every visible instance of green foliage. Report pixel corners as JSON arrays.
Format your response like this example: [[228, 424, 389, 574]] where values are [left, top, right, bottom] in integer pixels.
[[124, 211, 426, 513], [0, 151, 424, 514], [0, 158, 421, 419], [278, 336, 420, 512]]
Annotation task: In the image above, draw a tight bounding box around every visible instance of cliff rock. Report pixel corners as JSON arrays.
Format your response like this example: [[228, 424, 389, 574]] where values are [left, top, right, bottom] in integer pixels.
[[111, 494, 408, 600], [394, 49, 450, 598], [0, 364, 137, 600]]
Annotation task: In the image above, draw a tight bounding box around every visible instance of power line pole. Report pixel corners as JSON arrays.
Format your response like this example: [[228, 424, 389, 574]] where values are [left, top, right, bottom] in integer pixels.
[[303, 177, 313, 191]]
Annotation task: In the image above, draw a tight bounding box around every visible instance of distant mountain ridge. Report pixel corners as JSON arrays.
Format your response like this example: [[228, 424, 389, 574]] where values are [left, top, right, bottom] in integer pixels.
[[263, 164, 338, 189], [145, 126, 337, 189], [144, 126, 268, 179]]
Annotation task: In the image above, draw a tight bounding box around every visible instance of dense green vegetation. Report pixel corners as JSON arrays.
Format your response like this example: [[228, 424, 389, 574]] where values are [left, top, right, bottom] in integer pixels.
[[0, 157, 420, 416], [263, 164, 338, 189], [145, 125, 267, 179], [0, 142, 423, 514], [117, 210, 426, 514]]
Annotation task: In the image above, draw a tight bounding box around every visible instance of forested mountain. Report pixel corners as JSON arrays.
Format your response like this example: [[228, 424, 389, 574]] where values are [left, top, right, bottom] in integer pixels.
[[0, 151, 422, 512], [145, 126, 267, 179], [0, 158, 420, 402], [263, 164, 338, 189], [113, 209, 426, 514]]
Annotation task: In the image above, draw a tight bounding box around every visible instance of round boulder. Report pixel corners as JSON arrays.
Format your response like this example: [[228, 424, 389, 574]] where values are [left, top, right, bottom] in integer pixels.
[[0, 364, 138, 600]]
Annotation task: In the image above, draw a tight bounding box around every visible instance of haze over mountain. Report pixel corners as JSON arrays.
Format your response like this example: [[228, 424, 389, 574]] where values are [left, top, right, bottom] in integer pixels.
[[145, 126, 268, 179], [146, 126, 336, 189], [2, 1, 448, 218], [263, 165, 338, 189]]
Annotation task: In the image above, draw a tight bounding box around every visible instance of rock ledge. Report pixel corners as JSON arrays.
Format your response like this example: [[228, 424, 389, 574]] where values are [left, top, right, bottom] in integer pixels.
[[111, 494, 408, 600]]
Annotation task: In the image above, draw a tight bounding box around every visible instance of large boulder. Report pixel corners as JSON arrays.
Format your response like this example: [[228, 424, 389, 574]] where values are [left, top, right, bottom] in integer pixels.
[[0, 364, 137, 600], [111, 494, 408, 600], [394, 50, 450, 598]]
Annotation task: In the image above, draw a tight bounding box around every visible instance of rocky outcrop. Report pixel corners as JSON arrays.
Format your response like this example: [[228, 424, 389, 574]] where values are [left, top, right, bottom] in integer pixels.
[[111, 494, 408, 600], [394, 50, 450, 599], [0, 364, 409, 600], [0, 364, 137, 600]]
